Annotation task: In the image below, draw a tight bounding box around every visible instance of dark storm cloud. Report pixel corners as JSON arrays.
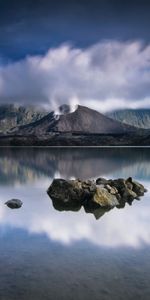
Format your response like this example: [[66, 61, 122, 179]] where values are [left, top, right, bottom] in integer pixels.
[[0, 0, 150, 59]]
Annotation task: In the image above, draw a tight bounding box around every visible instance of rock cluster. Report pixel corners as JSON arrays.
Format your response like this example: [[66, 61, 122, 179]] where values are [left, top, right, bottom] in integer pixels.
[[47, 177, 147, 218]]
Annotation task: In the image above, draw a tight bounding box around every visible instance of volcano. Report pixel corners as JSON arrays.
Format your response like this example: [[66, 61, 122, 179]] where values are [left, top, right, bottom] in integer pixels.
[[13, 105, 136, 135]]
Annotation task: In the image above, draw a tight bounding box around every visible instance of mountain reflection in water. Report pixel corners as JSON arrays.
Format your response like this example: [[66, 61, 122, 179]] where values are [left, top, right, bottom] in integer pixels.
[[0, 147, 150, 184], [0, 147, 149, 248]]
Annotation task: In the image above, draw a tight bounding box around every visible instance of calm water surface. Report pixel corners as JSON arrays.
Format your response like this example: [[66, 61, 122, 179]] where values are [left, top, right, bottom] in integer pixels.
[[0, 147, 150, 300]]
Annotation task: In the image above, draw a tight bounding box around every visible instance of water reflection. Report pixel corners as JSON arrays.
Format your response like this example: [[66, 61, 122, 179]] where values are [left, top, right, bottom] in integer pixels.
[[49, 194, 143, 220], [0, 148, 150, 184], [0, 148, 149, 248]]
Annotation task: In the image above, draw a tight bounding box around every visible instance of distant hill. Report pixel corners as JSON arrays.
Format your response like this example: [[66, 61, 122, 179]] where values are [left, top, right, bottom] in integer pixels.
[[108, 109, 150, 129], [0, 104, 47, 133], [13, 105, 136, 135]]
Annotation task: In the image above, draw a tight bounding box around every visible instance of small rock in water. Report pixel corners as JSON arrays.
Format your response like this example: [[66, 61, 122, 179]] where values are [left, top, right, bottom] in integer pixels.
[[5, 199, 23, 209]]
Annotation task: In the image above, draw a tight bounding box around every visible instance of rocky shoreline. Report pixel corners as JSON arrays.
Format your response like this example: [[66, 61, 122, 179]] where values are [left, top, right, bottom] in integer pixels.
[[47, 177, 147, 219], [0, 130, 150, 146]]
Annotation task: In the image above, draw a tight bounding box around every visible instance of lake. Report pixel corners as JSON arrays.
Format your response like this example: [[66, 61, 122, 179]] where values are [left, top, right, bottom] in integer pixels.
[[0, 147, 150, 300]]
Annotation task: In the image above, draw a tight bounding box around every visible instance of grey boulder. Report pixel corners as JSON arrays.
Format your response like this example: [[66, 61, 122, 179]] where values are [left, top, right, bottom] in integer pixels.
[[5, 199, 23, 209]]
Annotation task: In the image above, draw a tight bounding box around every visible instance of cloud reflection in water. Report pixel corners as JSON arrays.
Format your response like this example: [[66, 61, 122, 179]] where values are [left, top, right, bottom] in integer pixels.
[[0, 148, 149, 248]]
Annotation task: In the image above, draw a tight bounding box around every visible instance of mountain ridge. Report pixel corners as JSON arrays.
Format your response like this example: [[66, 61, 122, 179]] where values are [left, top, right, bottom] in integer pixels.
[[108, 109, 150, 129], [0, 104, 149, 146], [0, 104, 47, 133]]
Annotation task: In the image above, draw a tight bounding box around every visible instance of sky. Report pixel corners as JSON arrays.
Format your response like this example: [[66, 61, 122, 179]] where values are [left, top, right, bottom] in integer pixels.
[[0, 0, 150, 112]]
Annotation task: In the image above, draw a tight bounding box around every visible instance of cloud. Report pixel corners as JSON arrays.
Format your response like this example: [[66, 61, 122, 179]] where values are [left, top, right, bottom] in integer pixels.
[[0, 40, 150, 112]]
